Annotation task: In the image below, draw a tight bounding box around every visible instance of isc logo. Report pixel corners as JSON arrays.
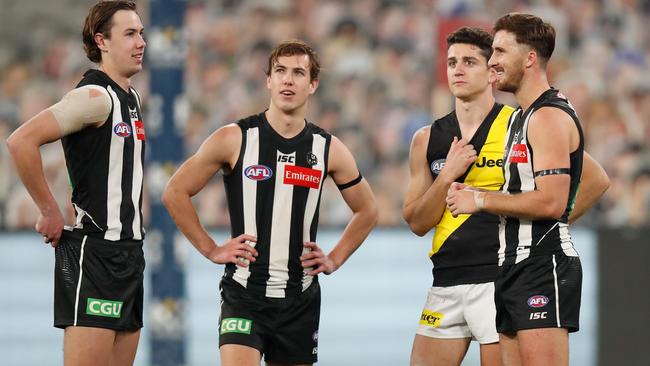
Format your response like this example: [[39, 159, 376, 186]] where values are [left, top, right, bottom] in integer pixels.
[[113, 122, 132, 137], [86, 298, 123, 318], [527, 295, 549, 308], [529, 312, 548, 320], [244, 165, 273, 181], [220, 318, 252, 335], [278, 155, 295, 163]]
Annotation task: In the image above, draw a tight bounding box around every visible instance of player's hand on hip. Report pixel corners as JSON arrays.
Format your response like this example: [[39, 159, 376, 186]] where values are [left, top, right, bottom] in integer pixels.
[[446, 188, 478, 217], [36, 210, 65, 248], [209, 234, 258, 267], [301, 241, 337, 275], [440, 137, 478, 181]]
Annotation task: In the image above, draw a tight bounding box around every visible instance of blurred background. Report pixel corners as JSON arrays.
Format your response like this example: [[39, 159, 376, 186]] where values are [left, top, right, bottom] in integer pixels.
[[0, 0, 649, 365]]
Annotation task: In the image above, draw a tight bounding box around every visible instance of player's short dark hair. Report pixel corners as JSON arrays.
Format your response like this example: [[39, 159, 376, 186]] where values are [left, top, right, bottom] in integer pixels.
[[494, 13, 556, 65], [446, 27, 494, 62], [266, 39, 321, 82], [82, 1, 138, 63]]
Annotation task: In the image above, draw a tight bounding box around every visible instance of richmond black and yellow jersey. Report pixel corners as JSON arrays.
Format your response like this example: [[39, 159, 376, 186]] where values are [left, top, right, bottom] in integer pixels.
[[426, 103, 514, 286]]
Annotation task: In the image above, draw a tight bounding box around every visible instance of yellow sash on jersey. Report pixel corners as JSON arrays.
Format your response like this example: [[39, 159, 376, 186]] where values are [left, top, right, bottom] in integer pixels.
[[430, 106, 513, 257]]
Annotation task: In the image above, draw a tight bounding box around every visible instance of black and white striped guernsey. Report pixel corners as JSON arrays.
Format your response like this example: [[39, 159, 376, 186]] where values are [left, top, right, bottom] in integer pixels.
[[223, 112, 331, 298], [499, 88, 583, 265], [61, 70, 145, 242]]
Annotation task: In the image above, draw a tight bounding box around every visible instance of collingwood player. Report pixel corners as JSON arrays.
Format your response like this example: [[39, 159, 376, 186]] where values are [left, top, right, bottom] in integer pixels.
[[6, 1, 146, 365], [446, 13, 609, 365], [162, 39, 378, 366]]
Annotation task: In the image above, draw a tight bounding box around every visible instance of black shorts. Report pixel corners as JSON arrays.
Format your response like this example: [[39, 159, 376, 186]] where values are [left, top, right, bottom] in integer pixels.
[[54, 230, 145, 331], [218, 278, 320, 364], [495, 252, 582, 334]]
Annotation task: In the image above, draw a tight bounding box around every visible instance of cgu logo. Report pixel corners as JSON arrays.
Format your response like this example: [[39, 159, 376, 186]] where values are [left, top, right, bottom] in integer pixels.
[[475, 156, 503, 168], [527, 295, 549, 308], [114, 122, 132, 137], [244, 165, 273, 181], [86, 298, 123, 318], [220, 318, 252, 335]]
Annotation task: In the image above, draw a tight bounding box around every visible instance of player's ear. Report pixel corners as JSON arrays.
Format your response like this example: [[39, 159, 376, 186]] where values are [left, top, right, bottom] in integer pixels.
[[94, 33, 108, 52], [488, 66, 497, 84], [525, 49, 537, 69], [309, 78, 319, 95]]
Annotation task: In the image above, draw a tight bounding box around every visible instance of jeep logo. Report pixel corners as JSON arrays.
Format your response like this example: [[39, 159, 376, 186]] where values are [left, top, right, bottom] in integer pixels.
[[220, 317, 252, 335], [475, 156, 503, 168], [86, 298, 123, 318]]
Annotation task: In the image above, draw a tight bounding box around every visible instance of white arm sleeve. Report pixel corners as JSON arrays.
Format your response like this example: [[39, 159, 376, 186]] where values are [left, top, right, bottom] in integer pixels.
[[48, 85, 112, 135]]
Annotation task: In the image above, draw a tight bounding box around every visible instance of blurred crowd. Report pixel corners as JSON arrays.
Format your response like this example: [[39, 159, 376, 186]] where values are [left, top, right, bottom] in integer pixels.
[[1, 0, 649, 230]]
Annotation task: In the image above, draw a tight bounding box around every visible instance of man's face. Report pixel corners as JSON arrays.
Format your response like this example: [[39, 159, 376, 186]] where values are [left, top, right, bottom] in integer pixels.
[[266, 54, 319, 114], [489, 30, 526, 93], [446, 43, 493, 100], [101, 10, 146, 78]]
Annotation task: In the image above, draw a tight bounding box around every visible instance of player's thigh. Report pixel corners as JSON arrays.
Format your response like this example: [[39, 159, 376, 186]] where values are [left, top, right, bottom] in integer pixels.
[[64, 326, 116, 366], [517, 328, 568, 366], [110, 329, 141, 366], [478, 342, 502, 366], [220, 344, 262, 366], [498, 333, 522, 366], [410, 334, 470, 366]]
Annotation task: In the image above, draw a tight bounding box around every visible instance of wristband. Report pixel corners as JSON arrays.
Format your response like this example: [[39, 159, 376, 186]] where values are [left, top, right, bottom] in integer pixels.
[[473, 191, 485, 211]]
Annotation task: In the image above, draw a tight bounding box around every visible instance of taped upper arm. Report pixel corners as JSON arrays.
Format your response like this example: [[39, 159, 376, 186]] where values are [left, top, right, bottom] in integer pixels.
[[49, 85, 111, 135]]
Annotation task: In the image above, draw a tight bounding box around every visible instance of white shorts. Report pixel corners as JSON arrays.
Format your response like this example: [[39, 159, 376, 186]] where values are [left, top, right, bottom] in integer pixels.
[[415, 282, 498, 344]]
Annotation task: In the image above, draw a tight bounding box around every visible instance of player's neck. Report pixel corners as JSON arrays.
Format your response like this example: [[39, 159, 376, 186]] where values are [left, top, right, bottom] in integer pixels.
[[455, 88, 495, 129], [265, 106, 307, 139], [515, 71, 550, 111], [99, 64, 131, 92]]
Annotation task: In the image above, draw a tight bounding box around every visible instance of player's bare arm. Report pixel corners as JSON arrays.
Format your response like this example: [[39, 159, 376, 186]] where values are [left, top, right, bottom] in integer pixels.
[[6, 87, 110, 247], [301, 136, 378, 275], [447, 107, 576, 219], [162, 124, 258, 266], [403, 126, 477, 235], [568, 151, 609, 223]]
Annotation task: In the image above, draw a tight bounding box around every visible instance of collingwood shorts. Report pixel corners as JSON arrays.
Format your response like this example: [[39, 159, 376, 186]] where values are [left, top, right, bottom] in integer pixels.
[[54, 230, 145, 331], [218, 278, 320, 364], [495, 253, 582, 334]]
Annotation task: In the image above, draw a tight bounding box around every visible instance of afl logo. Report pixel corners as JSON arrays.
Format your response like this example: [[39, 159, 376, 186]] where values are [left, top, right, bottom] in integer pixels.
[[430, 159, 445, 175], [113, 122, 132, 137], [527, 295, 549, 308], [244, 165, 273, 181]]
